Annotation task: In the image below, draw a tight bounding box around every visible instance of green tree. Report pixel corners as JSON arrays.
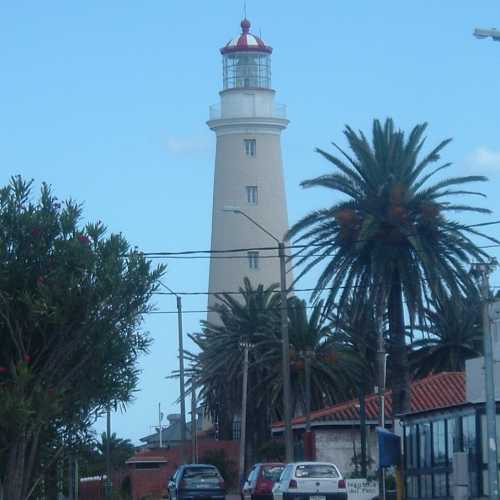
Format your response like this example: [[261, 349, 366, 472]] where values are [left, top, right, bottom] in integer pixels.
[[274, 298, 355, 413], [188, 278, 280, 465], [0, 177, 164, 500], [79, 432, 135, 476], [410, 292, 483, 378], [288, 119, 494, 415]]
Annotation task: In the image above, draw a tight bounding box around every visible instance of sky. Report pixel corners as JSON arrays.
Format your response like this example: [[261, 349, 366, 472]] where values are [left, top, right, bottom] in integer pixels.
[[1, 1, 500, 444]]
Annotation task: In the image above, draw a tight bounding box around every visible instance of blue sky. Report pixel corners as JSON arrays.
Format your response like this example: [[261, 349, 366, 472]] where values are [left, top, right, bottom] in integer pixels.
[[1, 1, 500, 443]]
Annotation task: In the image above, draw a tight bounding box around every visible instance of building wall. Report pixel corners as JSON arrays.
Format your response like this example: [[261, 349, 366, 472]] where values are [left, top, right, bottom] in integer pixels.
[[314, 428, 379, 477], [466, 356, 500, 403], [128, 440, 240, 500]]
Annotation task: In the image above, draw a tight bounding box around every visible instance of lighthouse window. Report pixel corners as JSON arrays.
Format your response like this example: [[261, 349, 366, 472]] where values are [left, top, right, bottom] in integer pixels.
[[244, 139, 256, 157], [246, 186, 258, 205], [248, 251, 259, 269]]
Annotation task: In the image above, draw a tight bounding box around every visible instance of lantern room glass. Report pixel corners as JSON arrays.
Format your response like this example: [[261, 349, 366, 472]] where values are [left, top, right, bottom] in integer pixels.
[[223, 52, 271, 90]]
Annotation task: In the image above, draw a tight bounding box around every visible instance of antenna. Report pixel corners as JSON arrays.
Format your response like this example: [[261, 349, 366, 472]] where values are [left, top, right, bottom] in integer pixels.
[[243, 0, 247, 19]]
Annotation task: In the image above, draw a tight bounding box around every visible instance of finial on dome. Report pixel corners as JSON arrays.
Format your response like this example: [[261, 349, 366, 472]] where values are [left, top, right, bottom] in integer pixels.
[[241, 18, 251, 33]]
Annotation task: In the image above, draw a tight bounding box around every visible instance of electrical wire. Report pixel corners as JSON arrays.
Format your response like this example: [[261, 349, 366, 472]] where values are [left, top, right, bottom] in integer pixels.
[[138, 220, 500, 259]]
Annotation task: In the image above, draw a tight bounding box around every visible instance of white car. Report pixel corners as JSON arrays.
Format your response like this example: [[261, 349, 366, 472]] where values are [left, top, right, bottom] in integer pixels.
[[272, 462, 347, 500]]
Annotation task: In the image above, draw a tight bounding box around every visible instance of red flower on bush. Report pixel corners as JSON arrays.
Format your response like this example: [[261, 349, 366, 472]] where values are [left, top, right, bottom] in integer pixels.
[[78, 235, 90, 244]]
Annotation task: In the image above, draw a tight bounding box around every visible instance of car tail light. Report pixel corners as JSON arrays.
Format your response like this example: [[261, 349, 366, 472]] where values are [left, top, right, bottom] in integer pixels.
[[219, 479, 225, 489], [180, 480, 187, 489], [289, 479, 297, 489], [338, 479, 346, 489]]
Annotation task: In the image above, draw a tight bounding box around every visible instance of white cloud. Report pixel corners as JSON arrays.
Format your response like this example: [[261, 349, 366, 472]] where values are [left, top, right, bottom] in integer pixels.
[[465, 146, 500, 175], [165, 135, 210, 155]]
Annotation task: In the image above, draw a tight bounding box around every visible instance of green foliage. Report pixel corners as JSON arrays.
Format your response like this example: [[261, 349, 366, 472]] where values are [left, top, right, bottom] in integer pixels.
[[0, 176, 164, 498], [257, 440, 285, 462], [288, 118, 495, 413], [188, 278, 280, 440], [79, 432, 135, 477], [410, 291, 483, 377], [199, 449, 237, 490]]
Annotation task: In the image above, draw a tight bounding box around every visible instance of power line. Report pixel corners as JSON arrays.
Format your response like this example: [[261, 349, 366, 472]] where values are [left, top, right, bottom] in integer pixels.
[[139, 220, 500, 259], [154, 284, 500, 297]]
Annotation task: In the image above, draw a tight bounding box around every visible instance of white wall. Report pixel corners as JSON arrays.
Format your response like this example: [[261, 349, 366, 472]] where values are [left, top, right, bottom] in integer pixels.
[[314, 428, 379, 478]]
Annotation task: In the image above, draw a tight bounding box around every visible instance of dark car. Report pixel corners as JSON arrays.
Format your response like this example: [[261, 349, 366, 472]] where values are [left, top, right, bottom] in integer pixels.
[[242, 463, 285, 500], [168, 464, 226, 500]]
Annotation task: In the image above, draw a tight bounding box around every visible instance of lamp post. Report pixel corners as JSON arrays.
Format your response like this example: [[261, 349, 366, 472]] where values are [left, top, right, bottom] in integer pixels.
[[472, 260, 499, 500], [376, 313, 388, 500], [239, 341, 250, 482], [223, 206, 294, 462], [159, 282, 187, 460]]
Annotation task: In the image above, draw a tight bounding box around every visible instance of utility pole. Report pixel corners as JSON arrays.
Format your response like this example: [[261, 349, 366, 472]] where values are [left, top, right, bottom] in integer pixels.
[[159, 282, 187, 460], [376, 313, 386, 500], [472, 261, 499, 500], [176, 296, 188, 450], [239, 342, 250, 482], [105, 407, 112, 499], [278, 241, 293, 463], [304, 351, 312, 433], [191, 384, 198, 464], [223, 207, 294, 462], [158, 403, 163, 448]]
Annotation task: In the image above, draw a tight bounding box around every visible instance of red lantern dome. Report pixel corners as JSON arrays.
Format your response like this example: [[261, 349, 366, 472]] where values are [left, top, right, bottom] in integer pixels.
[[221, 18, 272, 55]]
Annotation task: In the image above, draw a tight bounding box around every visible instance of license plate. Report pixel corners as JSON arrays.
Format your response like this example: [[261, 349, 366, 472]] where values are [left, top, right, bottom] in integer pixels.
[[310, 496, 326, 500]]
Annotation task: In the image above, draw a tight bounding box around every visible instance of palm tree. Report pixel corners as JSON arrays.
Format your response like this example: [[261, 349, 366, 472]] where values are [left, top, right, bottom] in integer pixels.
[[188, 278, 280, 461], [410, 292, 483, 378], [267, 297, 356, 416], [288, 118, 495, 414]]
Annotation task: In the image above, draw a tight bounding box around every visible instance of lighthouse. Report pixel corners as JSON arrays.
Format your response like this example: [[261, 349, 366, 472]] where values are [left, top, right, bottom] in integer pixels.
[[207, 18, 290, 318]]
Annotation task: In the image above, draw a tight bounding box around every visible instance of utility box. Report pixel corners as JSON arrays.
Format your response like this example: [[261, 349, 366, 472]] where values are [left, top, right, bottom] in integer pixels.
[[451, 452, 469, 500]]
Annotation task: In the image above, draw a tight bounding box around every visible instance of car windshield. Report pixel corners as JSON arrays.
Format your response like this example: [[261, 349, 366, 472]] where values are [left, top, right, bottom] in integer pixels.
[[295, 465, 339, 479], [263, 466, 284, 481], [184, 467, 219, 479]]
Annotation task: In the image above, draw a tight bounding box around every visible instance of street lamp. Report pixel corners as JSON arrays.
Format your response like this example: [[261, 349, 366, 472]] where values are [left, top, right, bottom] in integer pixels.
[[222, 206, 294, 462], [474, 27, 500, 42]]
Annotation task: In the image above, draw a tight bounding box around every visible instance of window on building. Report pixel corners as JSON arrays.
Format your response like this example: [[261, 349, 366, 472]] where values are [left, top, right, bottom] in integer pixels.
[[420, 474, 432, 498], [248, 251, 259, 269], [232, 417, 241, 440], [407, 475, 419, 499], [244, 139, 256, 157], [135, 462, 161, 469], [447, 417, 459, 463], [433, 420, 446, 465], [419, 422, 431, 467], [246, 186, 258, 204], [433, 473, 447, 497]]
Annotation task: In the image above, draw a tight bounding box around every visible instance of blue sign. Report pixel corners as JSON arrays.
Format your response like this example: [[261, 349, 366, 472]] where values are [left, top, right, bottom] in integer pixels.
[[377, 427, 401, 467]]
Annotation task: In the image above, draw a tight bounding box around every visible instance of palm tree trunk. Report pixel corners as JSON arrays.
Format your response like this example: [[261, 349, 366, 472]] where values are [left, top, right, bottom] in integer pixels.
[[4, 436, 27, 500], [388, 271, 410, 415]]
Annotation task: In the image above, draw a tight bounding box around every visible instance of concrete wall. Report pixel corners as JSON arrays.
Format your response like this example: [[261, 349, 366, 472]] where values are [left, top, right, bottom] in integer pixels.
[[314, 428, 378, 478], [466, 356, 500, 403]]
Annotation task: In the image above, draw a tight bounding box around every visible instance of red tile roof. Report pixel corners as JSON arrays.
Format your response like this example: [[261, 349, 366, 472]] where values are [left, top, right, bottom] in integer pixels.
[[273, 372, 465, 428]]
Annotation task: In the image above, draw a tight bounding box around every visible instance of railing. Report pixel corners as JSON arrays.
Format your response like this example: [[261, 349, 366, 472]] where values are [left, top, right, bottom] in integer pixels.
[[208, 103, 287, 120]]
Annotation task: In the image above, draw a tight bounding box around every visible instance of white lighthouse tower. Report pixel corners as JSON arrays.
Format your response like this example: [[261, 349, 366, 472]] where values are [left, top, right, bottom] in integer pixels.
[[207, 18, 290, 318]]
